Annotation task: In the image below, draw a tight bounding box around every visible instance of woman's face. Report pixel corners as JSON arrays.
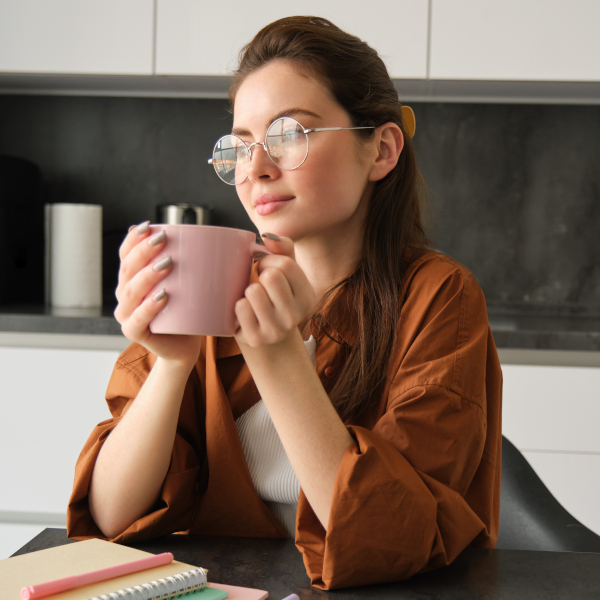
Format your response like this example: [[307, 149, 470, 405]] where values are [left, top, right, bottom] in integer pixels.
[[232, 60, 376, 244]]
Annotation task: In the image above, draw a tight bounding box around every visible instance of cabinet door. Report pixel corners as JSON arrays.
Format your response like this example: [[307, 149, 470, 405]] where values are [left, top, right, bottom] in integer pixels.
[[0, 0, 154, 75], [0, 347, 120, 516], [430, 0, 600, 81], [501, 363, 600, 536], [501, 364, 600, 453], [523, 452, 600, 537], [156, 0, 429, 79]]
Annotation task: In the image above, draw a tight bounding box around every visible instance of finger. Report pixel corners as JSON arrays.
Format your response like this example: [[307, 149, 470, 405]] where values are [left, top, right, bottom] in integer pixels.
[[243, 281, 295, 344], [118, 221, 151, 261], [244, 282, 276, 327], [116, 228, 168, 297], [114, 255, 172, 323], [260, 233, 295, 260], [257, 267, 298, 326], [255, 254, 309, 301], [120, 288, 168, 341], [234, 296, 260, 346]]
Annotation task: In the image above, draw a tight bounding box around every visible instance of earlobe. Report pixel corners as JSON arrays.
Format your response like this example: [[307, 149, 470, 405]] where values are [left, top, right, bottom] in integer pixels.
[[368, 123, 404, 182]]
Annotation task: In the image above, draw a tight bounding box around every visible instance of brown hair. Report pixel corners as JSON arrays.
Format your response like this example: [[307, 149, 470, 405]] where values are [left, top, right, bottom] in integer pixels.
[[231, 16, 433, 422]]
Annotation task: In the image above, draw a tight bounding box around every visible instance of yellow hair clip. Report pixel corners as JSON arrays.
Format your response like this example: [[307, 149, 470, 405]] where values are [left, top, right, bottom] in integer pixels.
[[401, 105, 416, 138]]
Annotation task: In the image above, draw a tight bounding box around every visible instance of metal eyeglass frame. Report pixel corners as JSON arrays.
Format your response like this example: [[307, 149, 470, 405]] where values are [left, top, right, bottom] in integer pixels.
[[208, 116, 375, 185]]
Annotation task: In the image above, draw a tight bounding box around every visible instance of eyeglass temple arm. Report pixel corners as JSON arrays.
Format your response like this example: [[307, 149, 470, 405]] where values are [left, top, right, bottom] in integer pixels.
[[303, 126, 375, 133]]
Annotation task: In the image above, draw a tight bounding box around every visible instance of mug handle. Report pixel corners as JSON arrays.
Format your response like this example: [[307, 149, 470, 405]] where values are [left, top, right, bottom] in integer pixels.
[[250, 242, 273, 257]]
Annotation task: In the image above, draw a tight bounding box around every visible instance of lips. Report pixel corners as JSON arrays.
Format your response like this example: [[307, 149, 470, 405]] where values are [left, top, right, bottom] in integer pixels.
[[253, 194, 295, 207], [252, 194, 295, 216]]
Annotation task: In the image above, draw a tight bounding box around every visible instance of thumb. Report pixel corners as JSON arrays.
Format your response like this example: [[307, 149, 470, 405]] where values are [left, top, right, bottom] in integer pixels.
[[261, 232, 295, 260]]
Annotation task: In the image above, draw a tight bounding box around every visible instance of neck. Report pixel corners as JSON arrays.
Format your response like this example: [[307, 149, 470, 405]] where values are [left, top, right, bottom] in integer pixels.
[[294, 222, 363, 305]]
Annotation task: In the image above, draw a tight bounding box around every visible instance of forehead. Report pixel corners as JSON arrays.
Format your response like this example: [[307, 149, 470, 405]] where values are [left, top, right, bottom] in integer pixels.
[[232, 61, 341, 128]]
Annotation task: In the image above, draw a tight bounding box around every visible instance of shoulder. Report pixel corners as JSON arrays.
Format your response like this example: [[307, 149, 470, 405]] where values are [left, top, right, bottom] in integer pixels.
[[404, 250, 481, 299], [401, 250, 486, 320], [390, 250, 492, 402]]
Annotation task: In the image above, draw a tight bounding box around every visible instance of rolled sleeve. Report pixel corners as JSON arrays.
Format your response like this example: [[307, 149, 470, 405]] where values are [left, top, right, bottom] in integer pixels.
[[297, 393, 487, 589]]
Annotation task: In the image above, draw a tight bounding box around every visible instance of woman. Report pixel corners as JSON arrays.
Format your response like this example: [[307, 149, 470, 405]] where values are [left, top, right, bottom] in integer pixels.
[[68, 16, 502, 589]]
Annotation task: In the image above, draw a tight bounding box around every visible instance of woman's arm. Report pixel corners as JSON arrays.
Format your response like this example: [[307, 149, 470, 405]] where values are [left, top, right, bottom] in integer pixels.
[[239, 327, 353, 530], [88, 358, 194, 538], [234, 235, 354, 530]]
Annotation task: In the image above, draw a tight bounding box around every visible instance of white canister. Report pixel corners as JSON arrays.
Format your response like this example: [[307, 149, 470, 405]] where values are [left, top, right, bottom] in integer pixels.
[[45, 203, 103, 308]]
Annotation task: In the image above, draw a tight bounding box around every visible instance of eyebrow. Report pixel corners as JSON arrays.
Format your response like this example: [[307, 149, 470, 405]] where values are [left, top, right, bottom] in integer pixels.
[[231, 108, 322, 137]]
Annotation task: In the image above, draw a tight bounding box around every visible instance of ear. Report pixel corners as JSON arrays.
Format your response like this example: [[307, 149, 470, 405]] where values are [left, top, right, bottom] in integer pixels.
[[367, 122, 404, 183]]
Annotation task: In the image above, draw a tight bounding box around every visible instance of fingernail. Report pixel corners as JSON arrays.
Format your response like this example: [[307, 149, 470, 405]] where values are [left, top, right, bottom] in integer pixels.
[[153, 256, 172, 271], [153, 289, 167, 302], [129, 225, 136, 232], [148, 230, 167, 246], [262, 232, 280, 242], [136, 221, 150, 235]]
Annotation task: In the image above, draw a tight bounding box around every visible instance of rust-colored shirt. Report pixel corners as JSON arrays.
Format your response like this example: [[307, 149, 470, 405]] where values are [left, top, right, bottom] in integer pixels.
[[67, 250, 502, 589]]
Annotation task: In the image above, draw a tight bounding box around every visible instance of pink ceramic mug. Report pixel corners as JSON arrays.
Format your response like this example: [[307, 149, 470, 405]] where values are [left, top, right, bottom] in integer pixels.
[[145, 224, 271, 336]]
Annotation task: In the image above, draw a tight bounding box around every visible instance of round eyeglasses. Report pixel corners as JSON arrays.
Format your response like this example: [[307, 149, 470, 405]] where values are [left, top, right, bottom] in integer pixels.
[[208, 116, 375, 185]]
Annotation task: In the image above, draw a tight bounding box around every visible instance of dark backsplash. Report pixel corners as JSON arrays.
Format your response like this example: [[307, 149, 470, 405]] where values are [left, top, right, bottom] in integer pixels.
[[0, 95, 598, 311]]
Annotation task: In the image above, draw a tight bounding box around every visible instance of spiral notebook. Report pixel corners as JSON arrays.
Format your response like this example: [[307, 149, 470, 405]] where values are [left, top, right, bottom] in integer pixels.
[[1, 538, 268, 600]]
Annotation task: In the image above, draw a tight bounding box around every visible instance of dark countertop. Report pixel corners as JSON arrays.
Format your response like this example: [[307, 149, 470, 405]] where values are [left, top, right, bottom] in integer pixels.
[[12, 528, 600, 600], [0, 304, 122, 335], [485, 305, 600, 352], [1, 304, 600, 352]]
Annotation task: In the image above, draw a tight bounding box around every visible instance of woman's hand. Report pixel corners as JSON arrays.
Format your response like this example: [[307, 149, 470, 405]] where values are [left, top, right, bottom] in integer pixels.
[[114, 222, 202, 370], [234, 234, 315, 348]]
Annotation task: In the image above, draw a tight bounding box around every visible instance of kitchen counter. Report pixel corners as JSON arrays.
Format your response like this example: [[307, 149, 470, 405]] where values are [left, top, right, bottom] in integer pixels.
[[485, 305, 600, 352], [1, 304, 600, 353], [12, 528, 600, 600], [0, 304, 121, 335]]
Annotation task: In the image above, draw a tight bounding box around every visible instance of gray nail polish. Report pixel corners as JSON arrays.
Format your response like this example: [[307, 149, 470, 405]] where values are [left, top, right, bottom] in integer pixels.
[[153, 256, 172, 271], [136, 220, 150, 234], [148, 230, 167, 246], [262, 232, 281, 242], [128, 225, 136, 232], [153, 289, 167, 302]]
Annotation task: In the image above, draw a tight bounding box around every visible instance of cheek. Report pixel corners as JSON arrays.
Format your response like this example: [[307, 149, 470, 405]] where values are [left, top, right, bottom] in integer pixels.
[[236, 186, 252, 212], [302, 146, 351, 192], [316, 145, 368, 200]]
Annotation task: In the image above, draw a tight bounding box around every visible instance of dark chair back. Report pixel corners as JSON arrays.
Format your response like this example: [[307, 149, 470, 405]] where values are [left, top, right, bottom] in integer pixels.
[[496, 435, 600, 552]]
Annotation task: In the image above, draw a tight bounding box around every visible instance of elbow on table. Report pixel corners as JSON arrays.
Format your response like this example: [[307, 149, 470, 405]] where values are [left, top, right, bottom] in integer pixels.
[[88, 495, 132, 540], [88, 482, 156, 540]]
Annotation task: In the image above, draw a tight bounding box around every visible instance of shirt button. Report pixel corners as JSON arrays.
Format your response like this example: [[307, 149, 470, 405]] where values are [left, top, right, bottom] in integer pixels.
[[324, 366, 335, 378]]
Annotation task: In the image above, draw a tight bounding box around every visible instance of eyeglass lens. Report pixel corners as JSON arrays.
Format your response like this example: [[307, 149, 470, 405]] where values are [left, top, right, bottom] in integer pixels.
[[212, 118, 309, 185]]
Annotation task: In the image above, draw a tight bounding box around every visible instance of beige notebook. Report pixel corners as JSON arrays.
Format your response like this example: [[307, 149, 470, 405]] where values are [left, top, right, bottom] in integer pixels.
[[1, 538, 268, 600]]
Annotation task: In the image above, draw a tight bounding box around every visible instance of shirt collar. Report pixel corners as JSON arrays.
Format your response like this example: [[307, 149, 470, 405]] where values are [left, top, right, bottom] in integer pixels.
[[309, 283, 358, 348]]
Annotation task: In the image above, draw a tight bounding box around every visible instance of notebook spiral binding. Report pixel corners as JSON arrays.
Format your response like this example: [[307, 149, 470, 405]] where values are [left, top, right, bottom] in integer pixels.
[[87, 567, 208, 600]]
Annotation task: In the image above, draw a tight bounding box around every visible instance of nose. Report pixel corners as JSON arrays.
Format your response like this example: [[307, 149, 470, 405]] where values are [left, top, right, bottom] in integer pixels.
[[244, 142, 280, 183]]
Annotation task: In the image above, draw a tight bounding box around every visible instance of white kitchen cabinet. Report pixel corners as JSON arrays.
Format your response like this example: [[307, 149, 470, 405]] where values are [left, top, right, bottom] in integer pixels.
[[430, 0, 600, 82], [155, 0, 429, 79], [522, 451, 600, 538], [501, 364, 600, 453], [0, 0, 154, 75], [0, 346, 120, 518], [501, 363, 600, 535]]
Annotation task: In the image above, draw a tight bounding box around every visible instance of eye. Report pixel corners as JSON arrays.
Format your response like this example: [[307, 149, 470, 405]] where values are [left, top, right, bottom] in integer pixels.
[[281, 126, 301, 140]]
